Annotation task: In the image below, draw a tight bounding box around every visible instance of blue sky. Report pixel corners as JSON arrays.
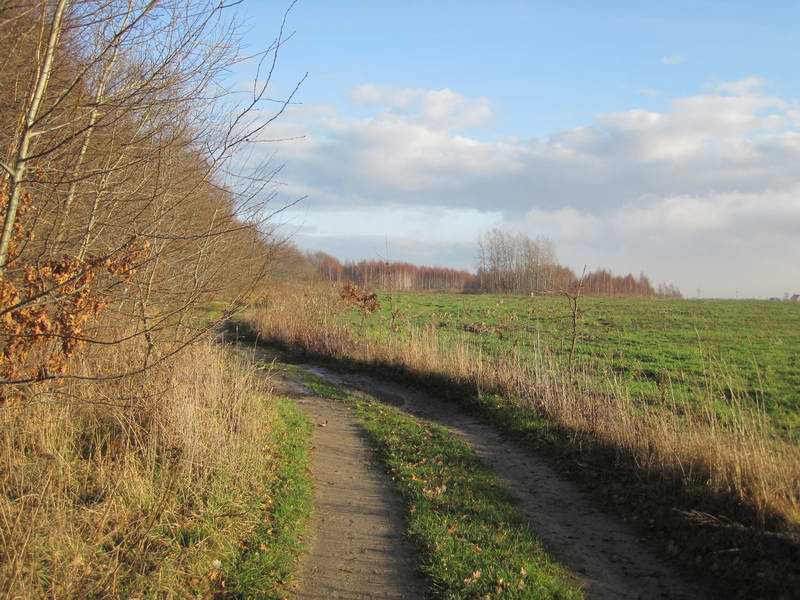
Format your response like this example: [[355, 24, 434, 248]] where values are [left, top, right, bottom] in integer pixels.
[[232, 2, 800, 297], [241, 1, 800, 135]]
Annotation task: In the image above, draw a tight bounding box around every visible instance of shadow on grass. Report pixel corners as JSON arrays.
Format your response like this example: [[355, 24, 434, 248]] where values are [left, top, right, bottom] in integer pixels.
[[222, 320, 800, 600]]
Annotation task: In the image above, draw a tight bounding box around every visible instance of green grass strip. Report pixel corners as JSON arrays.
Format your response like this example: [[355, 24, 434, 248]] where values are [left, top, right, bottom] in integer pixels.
[[301, 372, 582, 599], [224, 397, 313, 599]]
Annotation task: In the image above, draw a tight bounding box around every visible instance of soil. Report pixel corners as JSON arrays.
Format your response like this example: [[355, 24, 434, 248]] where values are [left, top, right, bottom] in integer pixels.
[[270, 374, 426, 599]]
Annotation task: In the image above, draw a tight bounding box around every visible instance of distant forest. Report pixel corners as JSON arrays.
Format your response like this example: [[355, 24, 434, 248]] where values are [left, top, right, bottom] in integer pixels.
[[305, 229, 682, 298]]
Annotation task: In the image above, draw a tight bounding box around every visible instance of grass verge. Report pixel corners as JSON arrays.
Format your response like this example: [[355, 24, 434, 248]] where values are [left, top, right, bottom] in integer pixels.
[[0, 340, 313, 598], [224, 397, 313, 598], [298, 369, 583, 600]]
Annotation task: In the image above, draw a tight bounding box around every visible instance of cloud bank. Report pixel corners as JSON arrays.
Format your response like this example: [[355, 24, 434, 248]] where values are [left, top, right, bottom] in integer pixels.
[[264, 80, 800, 297]]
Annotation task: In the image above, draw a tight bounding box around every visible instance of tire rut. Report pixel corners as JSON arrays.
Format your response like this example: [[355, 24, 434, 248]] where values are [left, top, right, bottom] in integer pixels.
[[273, 375, 426, 600], [300, 365, 708, 600]]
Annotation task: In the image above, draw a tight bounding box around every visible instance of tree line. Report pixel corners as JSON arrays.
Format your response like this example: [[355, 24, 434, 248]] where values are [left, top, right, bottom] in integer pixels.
[[476, 230, 681, 297], [307, 251, 478, 290], [0, 0, 295, 393], [306, 230, 681, 298]]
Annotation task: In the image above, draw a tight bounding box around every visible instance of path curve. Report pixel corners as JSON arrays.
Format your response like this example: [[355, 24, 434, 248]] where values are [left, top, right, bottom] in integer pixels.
[[274, 376, 426, 600], [302, 365, 708, 600]]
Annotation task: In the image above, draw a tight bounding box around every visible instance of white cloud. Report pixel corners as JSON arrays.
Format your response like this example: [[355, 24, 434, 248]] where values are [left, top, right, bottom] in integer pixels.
[[619, 188, 800, 235], [349, 83, 418, 109], [348, 84, 492, 129], [511, 187, 800, 297], [261, 78, 800, 297], [710, 76, 765, 95]]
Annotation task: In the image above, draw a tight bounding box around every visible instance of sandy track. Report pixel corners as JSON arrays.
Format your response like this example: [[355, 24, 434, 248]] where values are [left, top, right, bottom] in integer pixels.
[[272, 375, 426, 600], [301, 365, 708, 600]]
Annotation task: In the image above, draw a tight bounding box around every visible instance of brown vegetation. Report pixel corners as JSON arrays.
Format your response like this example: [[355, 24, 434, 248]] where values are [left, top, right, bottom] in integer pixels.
[[0, 340, 278, 596], [0, 0, 296, 393], [308, 251, 478, 291], [0, 1, 300, 594], [339, 281, 380, 327]]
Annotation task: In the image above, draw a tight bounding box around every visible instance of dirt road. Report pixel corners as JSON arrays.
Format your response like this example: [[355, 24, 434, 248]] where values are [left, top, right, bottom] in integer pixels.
[[298, 364, 707, 600], [273, 375, 426, 599]]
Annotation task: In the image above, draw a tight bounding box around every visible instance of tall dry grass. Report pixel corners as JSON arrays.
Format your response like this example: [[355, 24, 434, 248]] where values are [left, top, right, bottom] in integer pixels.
[[246, 283, 800, 532], [0, 338, 276, 597]]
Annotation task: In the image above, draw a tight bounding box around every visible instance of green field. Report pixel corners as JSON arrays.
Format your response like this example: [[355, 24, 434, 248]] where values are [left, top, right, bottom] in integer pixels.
[[351, 293, 800, 438]]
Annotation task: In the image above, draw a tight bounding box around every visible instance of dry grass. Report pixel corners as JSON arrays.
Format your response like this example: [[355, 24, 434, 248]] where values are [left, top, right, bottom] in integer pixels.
[[0, 338, 278, 597], [246, 283, 800, 533]]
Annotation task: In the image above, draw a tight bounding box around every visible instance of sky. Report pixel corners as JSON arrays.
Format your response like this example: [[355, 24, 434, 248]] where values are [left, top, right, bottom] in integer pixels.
[[233, 1, 800, 298]]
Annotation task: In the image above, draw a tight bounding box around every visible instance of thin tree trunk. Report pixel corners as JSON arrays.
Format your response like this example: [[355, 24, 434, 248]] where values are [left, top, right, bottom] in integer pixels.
[[0, 0, 70, 273], [55, 18, 125, 249]]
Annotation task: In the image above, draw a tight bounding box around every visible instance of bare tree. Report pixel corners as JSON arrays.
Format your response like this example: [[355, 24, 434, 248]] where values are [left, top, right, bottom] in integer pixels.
[[475, 229, 559, 294], [562, 266, 587, 371], [0, 0, 305, 393], [0, 0, 69, 273]]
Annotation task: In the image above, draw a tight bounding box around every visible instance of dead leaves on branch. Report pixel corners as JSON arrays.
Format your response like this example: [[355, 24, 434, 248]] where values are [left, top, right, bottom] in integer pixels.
[[0, 179, 149, 398], [339, 281, 380, 320]]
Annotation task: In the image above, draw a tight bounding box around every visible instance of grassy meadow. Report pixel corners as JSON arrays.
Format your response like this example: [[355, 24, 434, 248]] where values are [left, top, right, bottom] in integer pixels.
[[245, 285, 800, 596], [357, 293, 800, 438], [251, 285, 798, 517]]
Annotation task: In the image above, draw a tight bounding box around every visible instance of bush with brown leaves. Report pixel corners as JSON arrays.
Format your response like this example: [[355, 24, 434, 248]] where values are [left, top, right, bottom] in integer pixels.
[[0, 179, 148, 398], [339, 281, 380, 327]]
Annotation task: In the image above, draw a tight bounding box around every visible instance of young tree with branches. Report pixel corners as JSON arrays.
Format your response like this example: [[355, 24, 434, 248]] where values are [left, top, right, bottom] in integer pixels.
[[0, 0, 305, 395]]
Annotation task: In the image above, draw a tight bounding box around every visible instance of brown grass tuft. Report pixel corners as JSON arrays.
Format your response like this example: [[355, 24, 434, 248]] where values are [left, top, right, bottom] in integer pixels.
[[0, 339, 276, 597]]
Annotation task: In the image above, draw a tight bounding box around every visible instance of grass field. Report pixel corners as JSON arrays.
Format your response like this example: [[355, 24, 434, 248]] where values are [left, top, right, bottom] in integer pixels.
[[245, 287, 800, 598], [356, 293, 800, 438]]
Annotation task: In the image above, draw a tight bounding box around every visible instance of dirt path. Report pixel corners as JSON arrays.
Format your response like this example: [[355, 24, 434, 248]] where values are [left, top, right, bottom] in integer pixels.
[[300, 365, 708, 600], [271, 375, 426, 600]]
